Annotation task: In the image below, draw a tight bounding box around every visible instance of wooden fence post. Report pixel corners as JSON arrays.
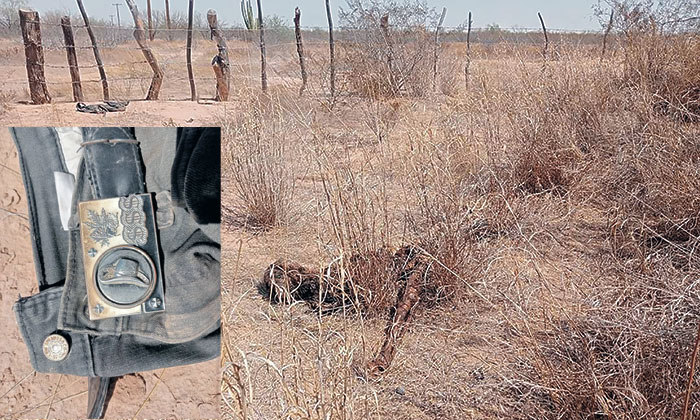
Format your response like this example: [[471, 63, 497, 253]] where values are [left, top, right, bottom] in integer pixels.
[[293, 7, 307, 95], [464, 11, 472, 90], [76, 0, 109, 100], [207, 9, 230, 101], [18, 9, 50, 104], [538, 12, 548, 62], [601, 9, 614, 61], [380, 13, 394, 92], [257, 0, 267, 92], [432, 7, 446, 93], [61, 16, 83, 102], [147, 0, 154, 41], [165, 0, 172, 41], [186, 0, 196, 100], [125, 0, 164, 100], [325, 0, 335, 97]]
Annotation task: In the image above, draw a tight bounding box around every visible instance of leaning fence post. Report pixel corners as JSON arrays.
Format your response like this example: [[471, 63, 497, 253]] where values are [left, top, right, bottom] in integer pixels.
[[18, 9, 50, 104], [76, 0, 109, 100], [186, 0, 196, 100], [207, 9, 230, 101], [432, 7, 446, 93], [125, 0, 164, 100], [538, 11, 549, 62], [293, 7, 307, 95], [61, 16, 83, 102], [464, 11, 472, 90], [325, 0, 335, 97], [257, 0, 267, 92]]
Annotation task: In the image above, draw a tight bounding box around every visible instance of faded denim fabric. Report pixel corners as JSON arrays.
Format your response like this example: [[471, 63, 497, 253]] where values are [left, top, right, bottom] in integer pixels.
[[10, 127, 221, 377]]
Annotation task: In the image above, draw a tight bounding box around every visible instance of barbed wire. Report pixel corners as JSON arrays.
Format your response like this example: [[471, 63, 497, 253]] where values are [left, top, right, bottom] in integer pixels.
[[0, 16, 613, 102], [27, 75, 219, 86], [15, 17, 605, 34]]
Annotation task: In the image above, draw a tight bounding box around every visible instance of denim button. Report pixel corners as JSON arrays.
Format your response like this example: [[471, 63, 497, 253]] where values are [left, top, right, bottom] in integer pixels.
[[42, 334, 69, 361]]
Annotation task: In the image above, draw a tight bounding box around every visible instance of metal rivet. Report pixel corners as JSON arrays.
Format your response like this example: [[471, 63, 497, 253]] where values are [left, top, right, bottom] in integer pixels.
[[93, 304, 104, 314], [148, 297, 161, 309], [87, 248, 97, 258], [42, 334, 69, 361]]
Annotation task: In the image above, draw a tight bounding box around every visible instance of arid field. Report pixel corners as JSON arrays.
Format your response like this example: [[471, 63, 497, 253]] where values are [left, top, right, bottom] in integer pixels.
[[219, 17, 700, 420], [0, 2, 699, 419]]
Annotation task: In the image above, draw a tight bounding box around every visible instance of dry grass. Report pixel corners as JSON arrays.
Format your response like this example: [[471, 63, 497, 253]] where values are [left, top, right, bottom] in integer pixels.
[[217, 20, 700, 420], [221, 98, 297, 231]]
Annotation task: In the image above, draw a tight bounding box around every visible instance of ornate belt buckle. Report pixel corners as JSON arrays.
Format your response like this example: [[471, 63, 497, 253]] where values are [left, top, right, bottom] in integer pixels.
[[79, 193, 165, 320]]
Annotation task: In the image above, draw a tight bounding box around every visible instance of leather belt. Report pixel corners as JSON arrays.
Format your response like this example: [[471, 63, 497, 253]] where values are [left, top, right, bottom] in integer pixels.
[[79, 128, 164, 418], [79, 128, 165, 320]]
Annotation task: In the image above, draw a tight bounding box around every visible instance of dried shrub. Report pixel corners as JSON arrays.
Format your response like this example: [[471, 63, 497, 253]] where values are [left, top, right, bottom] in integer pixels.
[[502, 262, 700, 419], [400, 111, 523, 306], [316, 167, 403, 316], [491, 23, 700, 419], [605, 118, 700, 269], [338, 0, 440, 98], [498, 57, 617, 195], [625, 32, 700, 122], [223, 107, 294, 231]]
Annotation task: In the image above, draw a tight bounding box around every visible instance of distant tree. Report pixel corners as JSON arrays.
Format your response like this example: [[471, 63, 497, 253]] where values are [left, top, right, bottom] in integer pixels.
[[339, 0, 439, 29], [264, 14, 293, 40], [0, 0, 28, 31], [593, 0, 699, 34], [337, 0, 441, 97], [264, 14, 289, 30]]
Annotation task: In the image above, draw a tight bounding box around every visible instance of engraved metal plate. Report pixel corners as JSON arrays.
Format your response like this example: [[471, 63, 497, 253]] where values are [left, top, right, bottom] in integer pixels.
[[79, 193, 165, 320]]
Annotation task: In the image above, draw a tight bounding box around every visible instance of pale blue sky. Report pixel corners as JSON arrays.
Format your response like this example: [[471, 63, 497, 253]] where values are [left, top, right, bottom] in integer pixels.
[[23, 0, 604, 30]]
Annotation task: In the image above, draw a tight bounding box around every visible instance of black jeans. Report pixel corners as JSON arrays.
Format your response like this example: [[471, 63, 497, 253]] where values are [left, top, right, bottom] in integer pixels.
[[10, 127, 220, 377]]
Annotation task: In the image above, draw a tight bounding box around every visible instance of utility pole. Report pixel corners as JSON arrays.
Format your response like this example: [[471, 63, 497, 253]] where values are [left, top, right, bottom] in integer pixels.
[[113, 3, 121, 28], [110, 15, 114, 26]]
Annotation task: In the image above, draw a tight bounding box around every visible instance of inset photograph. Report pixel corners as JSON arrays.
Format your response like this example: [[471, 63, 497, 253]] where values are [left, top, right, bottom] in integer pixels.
[[0, 127, 221, 418]]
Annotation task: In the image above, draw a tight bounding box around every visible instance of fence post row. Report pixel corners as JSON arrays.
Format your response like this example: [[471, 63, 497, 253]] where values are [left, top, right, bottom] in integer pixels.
[[60, 16, 83, 102], [186, 0, 196, 100], [18, 9, 50, 104], [76, 0, 109, 100], [293, 7, 307, 96], [207, 9, 230, 101], [125, 0, 163, 100], [464, 11, 472, 90], [325, 0, 335, 98], [257, 0, 267, 92]]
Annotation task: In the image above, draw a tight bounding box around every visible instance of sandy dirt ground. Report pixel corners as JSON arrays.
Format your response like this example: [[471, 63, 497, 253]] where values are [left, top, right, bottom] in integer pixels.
[[215, 93, 518, 419], [0, 100, 227, 127], [0, 129, 220, 418]]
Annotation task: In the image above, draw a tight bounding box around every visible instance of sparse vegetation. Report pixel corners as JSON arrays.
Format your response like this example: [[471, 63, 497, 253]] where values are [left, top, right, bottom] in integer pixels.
[[221, 1, 700, 418], [222, 100, 296, 231]]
